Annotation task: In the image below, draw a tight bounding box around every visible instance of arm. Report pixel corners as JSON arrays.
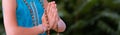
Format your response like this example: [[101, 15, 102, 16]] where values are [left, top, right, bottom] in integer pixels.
[[2, 0, 47, 35], [13, 25, 46, 35]]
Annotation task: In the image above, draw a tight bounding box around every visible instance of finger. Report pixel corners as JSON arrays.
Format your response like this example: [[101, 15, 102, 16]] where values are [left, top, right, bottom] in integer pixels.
[[51, 3, 58, 21], [47, 2, 51, 16], [52, 3, 58, 15], [47, 3, 52, 28], [46, 3, 51, 14], [54, 6, 59, 23], [51, 5, 57, 27], [51, 1, 55, 4], [48, 3, 53, 19], [55, 3, 57, 7], [42, 12, 44, 19], [42, 13, 45, 22], [47, 3, 52, 23], [48, 3, 54, 28], [42, 13, 47, 24]]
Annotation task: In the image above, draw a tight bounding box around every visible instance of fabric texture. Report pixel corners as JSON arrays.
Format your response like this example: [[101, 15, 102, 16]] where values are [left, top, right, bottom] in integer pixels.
[[16, 0, 46, 35]]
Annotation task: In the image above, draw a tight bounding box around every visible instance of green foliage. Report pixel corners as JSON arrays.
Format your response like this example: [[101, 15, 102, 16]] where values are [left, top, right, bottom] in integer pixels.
[[53, 0, 120, 35]]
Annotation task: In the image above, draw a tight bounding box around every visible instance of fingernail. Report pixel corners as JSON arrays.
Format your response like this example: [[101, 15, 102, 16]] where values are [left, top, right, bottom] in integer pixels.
[[55, 4, 56, 7]]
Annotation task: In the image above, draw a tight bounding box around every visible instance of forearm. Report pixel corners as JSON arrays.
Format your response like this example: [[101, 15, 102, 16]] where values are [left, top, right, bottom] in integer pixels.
[[6, 24, 46, 35], [17, 25, 44, 35], [53, 19, 66, 32]]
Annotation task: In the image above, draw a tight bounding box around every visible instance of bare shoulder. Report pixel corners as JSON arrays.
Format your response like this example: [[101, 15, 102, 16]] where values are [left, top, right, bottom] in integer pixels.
[[2, 0, 17, 14], [2, 0, 17, 10]]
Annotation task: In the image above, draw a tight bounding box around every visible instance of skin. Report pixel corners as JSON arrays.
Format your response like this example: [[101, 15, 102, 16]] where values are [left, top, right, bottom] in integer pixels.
[[2, 0, 66, 35], [44, 1, 66, 32]]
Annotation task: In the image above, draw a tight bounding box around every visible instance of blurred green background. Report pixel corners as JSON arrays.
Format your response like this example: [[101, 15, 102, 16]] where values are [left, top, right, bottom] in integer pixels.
[[1, 0, 120, 35], [0, 0, 4, 35]]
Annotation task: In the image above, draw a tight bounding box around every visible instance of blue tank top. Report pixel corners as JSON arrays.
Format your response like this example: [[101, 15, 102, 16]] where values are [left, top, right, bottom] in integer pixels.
[[16, 0, 46, 35]]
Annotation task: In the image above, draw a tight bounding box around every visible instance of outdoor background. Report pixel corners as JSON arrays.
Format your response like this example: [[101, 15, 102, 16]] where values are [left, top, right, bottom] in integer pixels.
[[1, 0, 120, 35]]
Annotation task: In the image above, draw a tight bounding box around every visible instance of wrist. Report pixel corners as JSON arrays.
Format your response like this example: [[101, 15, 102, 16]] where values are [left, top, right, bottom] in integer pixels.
[[42, 24, 47, 31], [41, 24, 47, 33], [36, 24, 47, 33]]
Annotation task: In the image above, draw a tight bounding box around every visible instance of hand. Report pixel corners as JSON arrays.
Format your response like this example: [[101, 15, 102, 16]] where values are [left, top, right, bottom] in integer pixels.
[[42, 12, 48, 30], [46, 1, 59, 29]]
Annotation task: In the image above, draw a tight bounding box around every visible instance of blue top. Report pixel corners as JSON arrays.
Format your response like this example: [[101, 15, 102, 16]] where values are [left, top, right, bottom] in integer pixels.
[[16, 0, 46, 35]]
